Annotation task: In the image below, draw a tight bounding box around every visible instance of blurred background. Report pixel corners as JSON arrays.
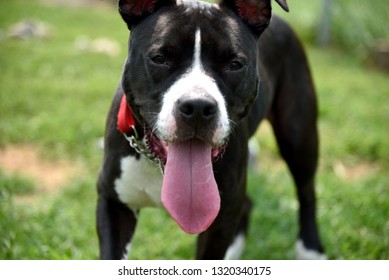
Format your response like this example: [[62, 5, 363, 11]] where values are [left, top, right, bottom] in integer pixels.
[[0, 0, 388, 259]]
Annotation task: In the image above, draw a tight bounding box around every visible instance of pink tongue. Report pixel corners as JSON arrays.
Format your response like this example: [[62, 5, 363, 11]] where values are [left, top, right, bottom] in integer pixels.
[[161, 139, 220, 234]]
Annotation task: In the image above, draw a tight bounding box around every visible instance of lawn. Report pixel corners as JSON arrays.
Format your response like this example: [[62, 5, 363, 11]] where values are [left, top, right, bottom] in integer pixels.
[[0, 0, 388, 259]]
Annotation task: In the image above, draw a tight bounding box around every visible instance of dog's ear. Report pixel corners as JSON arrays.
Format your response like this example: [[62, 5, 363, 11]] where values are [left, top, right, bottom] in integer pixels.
[[219, 0, 289, 36], [274, 0, 289, 12], [119, 0, 176, 29]]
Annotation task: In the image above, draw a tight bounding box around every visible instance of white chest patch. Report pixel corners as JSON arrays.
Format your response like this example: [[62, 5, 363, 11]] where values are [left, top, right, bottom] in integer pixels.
[[114, 156, 163, 210]]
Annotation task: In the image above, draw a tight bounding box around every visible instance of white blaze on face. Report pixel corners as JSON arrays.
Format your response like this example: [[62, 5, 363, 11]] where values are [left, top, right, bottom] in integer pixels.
[[156, 28, 230, 146]]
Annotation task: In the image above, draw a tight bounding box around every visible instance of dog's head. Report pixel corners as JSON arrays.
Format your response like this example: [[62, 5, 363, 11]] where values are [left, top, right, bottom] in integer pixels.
[[118, 0, 288, 234]]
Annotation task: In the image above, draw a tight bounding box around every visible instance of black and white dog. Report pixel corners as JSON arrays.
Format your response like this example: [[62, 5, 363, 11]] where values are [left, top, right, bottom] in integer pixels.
[[97, 0, 326, 259]]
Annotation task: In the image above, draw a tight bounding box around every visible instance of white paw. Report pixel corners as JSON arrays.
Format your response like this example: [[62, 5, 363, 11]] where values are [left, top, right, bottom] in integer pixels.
[[295, 240, 327, 260]]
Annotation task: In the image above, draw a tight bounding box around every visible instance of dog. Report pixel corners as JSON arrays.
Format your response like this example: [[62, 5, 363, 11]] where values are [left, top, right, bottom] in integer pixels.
[[96, 0, 326, 259]]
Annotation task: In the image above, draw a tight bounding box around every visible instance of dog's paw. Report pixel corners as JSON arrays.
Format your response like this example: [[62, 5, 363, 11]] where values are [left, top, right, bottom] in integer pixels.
[[295, 240, 327, 260]]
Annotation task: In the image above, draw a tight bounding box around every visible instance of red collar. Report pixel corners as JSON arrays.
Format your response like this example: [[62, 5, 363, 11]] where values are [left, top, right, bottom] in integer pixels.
[[116, 93, 163, 169], [117, 94, 135, 135]]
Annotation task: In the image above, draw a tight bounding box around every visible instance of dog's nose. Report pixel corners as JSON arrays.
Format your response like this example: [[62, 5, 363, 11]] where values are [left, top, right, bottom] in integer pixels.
[[178, 98, 218, 124]]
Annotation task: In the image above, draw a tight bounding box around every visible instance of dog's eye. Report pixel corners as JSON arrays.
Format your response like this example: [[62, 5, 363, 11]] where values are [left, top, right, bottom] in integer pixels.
[[227, 60, 244, 71], [150, 55, 167, 65]]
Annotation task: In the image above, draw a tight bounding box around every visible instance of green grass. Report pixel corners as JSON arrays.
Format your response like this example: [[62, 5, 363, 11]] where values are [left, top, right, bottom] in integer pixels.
[[0, 0, 388, 260], [274, 0, 389, 57]]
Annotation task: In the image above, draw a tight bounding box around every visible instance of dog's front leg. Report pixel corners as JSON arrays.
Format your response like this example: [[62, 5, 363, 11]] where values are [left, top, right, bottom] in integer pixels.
[[96, 195, 137, 260]]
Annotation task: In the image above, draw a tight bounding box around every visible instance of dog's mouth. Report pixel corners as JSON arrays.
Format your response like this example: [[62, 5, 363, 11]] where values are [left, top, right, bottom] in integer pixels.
[[144, 125, 226, 166], [143, 125, 225, 234]]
